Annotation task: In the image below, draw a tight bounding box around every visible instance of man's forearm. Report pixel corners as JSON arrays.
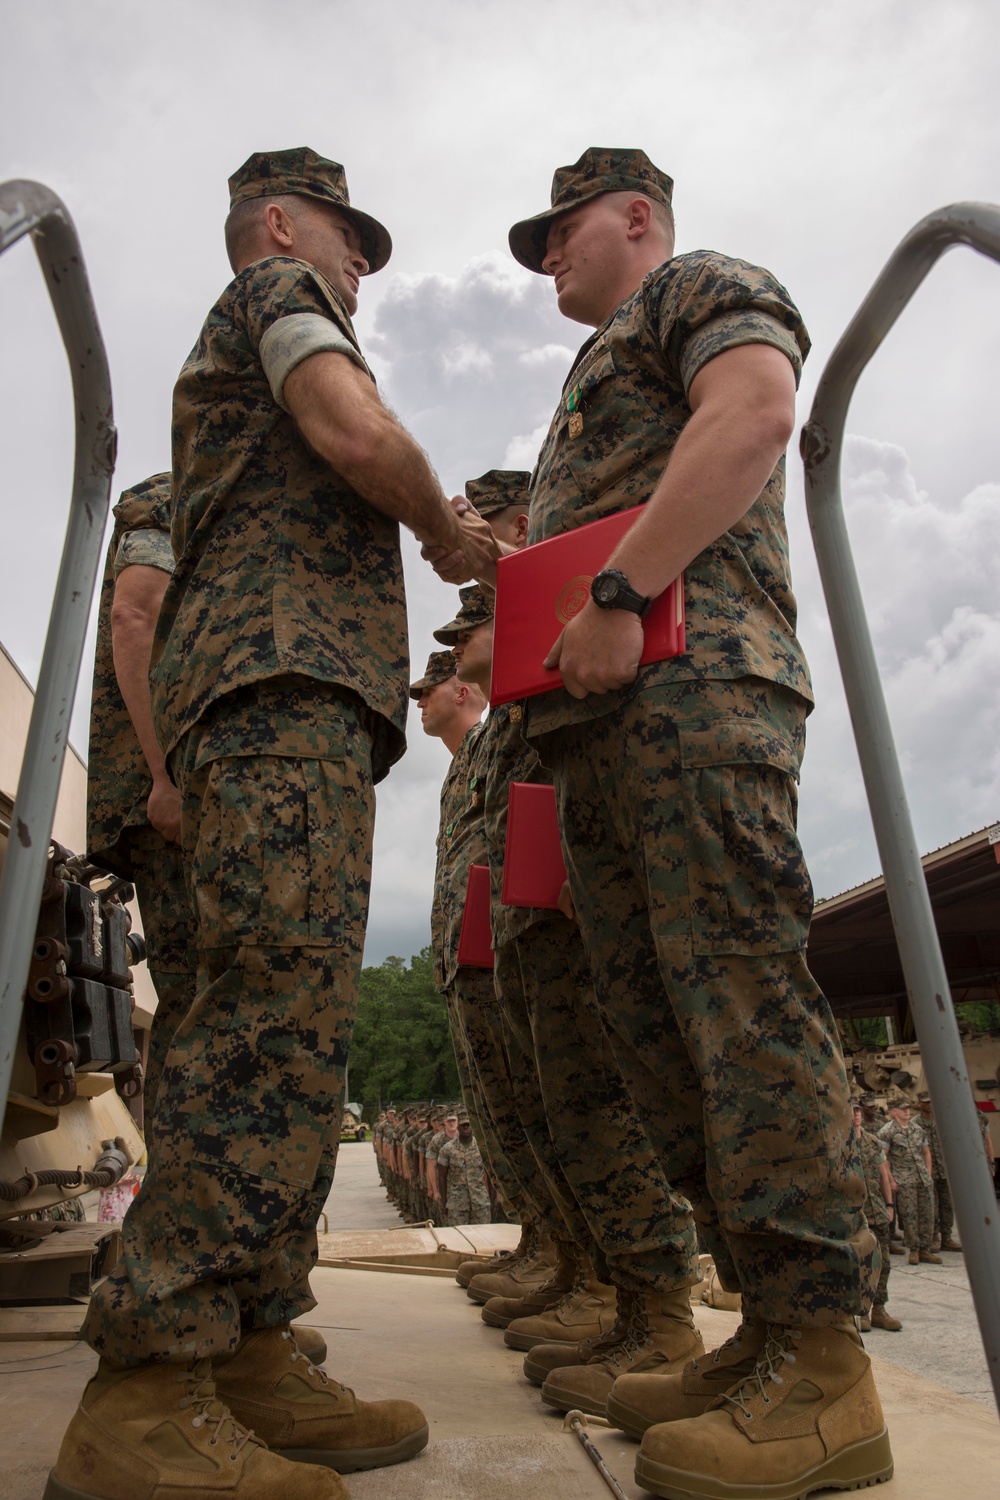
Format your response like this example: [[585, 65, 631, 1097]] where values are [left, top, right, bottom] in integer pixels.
[[607, 369, 795, 599], [284, 351, 466, 553], [111, 566, 171, 782]]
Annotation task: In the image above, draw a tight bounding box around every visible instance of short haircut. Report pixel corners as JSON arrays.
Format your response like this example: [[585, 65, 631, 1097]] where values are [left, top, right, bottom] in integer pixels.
[[224, 192, 306, 273]]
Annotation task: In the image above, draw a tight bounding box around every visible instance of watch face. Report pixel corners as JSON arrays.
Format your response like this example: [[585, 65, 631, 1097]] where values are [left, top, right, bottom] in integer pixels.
[[593, 573, 619, 605]]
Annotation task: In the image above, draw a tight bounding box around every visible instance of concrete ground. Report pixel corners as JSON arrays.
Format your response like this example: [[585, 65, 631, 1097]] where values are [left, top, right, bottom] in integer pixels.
[[4, 1142, 998, 1499]]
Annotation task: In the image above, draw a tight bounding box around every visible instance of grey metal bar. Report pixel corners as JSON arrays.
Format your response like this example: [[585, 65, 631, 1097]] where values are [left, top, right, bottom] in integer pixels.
[[801, 201, 1000, 1415], [0, 180, 116, 1117]]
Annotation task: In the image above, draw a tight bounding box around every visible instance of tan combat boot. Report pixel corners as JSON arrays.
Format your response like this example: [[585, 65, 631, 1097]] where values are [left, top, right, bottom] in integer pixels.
[[870, 1305, 902, 1331], [505, 1268, 617, 1352], [481, 1241, 580, 1328], [541, 1287, 704, 1418], [43, 1357, 347, 1500], [215, 1327, 427, 1473], [216, 1324, 328, 1369], [634, 1322, 894, 1500], [607, 1318, 769, 1438], [523, 1293, 635, 1386], [466, 1232, 557, 1304], [455, 1219, 534, 1287]]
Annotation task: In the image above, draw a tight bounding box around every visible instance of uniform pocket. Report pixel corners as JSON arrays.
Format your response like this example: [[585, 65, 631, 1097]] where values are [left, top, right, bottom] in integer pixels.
[[189, 755, 368, 948], [679, 719, 812, 956]]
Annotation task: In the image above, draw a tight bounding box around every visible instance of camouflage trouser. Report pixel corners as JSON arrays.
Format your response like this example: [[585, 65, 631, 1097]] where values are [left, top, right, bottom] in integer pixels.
[[443, 984, 518, 1213], [932, 1172, 953, 1243], [500, 915, 701, 1293], [895, 1175, 934, 1251], [126, 825, 198, 1115], [84, 683, 374, 1365], [449, 970, 566, 1238], [445, 1167, 492, 1226], [534, 678, 875, 1326], [870, 1224, 891, 1307]]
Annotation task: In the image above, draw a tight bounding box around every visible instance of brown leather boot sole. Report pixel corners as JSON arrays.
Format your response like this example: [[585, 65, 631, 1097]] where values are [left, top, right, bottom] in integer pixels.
[[274, 1421, 429, 1475], [635, 1427, 894, 1500]]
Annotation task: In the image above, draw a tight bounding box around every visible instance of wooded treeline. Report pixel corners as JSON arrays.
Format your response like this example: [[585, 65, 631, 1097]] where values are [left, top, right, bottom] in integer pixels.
[[348, 948, 460, 1116]]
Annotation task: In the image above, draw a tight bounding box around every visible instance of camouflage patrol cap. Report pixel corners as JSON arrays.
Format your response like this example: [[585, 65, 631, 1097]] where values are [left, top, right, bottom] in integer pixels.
[[465, 469, 532, 518], [228, 147, 392, 273], [409, 649, 457, 700], [433, 585, 495, 645], [886, 1088, 911, 1109], [509, 147, 674, 274]]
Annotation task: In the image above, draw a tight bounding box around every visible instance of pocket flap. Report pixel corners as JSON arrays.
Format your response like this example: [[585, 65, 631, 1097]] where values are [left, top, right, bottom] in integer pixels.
[[679, 718, 800, 780]]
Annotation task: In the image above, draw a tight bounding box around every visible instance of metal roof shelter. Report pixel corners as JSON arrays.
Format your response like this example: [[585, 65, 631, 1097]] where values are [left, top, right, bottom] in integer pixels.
[[808, 824, 1000, 1028]]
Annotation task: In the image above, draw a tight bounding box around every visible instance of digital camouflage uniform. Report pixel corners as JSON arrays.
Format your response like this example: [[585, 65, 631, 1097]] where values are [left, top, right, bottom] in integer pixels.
[[920, 1112, 954, 1245], [428, 621, 561, 1235], [483, 698, 700, 1293], [523, 241, 873, 1326], [84, 234, 408, 1364], [87, 475, 198, 1112], [857, 1129, 892, 1308], [438, 1133, 491, 1225], [879, 1116, 933, 1253]]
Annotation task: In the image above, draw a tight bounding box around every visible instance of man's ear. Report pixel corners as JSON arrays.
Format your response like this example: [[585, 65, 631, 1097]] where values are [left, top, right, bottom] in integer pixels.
[[514, 512, 529, 546], [453, 682, 470, 707], [625, 197, 654, 241], [263, 202, 296, 251]]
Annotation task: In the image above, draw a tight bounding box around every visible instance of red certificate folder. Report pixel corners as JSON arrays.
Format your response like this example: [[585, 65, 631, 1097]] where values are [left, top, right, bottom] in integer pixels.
[[490, 504, 685, 706], [457, 864, 494, 969], [501, 783, 567, 909]]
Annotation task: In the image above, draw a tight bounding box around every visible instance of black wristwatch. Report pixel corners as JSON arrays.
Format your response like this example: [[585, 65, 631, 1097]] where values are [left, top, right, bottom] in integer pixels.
[[590, 568, 652, 618]]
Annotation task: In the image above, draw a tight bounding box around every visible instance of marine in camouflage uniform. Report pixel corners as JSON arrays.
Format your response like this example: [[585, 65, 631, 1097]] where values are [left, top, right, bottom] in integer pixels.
[[81, 148, 464, 1374], [438, 1112, 491, 1225], [425, 606, 564, 1235], [917, 1096, 957, 1249], [879, 1098, 936, 1257], [853, 1115, 894, 1312], [460, 480, 703, 1298], [87, 474, 198, 1112], [507, 148, 873, 1330], [494, 147, 888, 1494]]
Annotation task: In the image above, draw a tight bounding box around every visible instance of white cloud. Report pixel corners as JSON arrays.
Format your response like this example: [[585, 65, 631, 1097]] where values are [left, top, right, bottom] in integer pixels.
[[795, 435, 1000, 899], [503, 423, 548, 472]]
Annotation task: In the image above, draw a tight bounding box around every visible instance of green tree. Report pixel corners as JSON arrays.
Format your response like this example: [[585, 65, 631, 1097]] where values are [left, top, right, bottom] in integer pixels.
[[349, 947, 460, 1117]]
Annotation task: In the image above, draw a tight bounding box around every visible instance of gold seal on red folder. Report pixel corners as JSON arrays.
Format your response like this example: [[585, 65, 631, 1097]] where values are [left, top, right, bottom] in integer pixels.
[[556, 574, 593, 624]]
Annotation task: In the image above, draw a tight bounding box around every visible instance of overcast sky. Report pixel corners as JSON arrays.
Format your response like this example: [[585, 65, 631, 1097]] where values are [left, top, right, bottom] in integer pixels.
[[1, 0, 998, 965]]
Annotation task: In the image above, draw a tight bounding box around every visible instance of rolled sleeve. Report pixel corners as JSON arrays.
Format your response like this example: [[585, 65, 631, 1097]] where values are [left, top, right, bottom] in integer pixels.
[[113, 526, 175, 578], [260, 311, 372, 411], [679, 308, 805, 395]]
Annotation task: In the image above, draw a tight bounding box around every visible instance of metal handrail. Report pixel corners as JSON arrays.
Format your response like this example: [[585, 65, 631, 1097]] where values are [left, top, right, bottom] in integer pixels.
[[801, 201, 1000, 1415], [0, 181, 116, 1116]]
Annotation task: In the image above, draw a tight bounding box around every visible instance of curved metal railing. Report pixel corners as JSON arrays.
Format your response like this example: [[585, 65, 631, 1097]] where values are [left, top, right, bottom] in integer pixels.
[[0, 181, 116, 1115], [801, 201, 1000, 1414]]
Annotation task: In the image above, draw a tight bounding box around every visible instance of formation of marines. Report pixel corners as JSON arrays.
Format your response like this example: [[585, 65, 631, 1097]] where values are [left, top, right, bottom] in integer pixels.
[[49, 140, 987, 1500]]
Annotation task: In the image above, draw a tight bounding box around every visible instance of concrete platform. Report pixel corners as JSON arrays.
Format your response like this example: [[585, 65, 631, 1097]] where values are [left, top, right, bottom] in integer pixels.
[[4, 1144, 998, 1498]]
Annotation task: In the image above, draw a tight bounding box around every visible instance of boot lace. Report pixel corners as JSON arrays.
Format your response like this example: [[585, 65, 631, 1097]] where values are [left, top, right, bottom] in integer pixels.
[[721, 1326, 802, 1420], [281, 1328, 349, 1394], [177, 1359, 257, 1461], [690, 1318, 749, 1374], [593, 1290, 649, 1372]]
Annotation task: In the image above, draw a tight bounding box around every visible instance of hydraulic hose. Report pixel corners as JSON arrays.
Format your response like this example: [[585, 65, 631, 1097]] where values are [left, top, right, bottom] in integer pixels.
[[0, 1136, 132, 1202]]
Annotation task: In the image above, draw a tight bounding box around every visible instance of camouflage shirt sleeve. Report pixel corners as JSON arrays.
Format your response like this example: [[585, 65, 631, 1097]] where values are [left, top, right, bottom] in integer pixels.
[[260, 310, 372, 411], [114, 526, 175, 577], [645, 252, 810, 396]]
